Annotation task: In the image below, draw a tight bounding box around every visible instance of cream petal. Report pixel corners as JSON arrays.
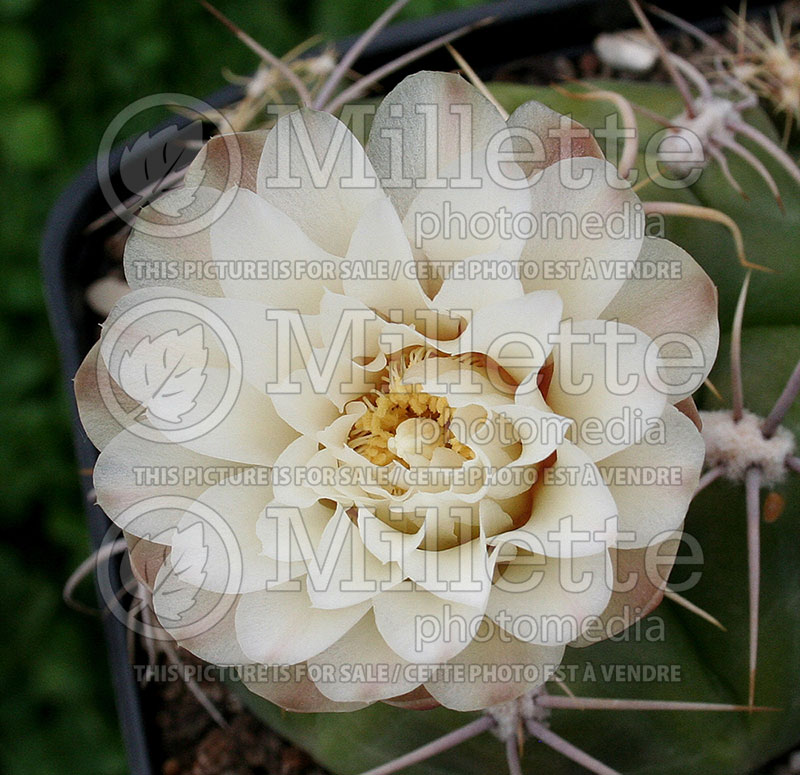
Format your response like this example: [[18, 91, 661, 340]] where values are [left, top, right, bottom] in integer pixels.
[[123, 185, 224, 296], [413, 495, 481, 540], [600, 237, 719, 403], [152, 557, 250, 665], [308, 611, 418, 703], [520, 157, 643, 319], [97, 287, 298, 464], [269, 370, 340, 438], [99, 285, 318, 397], [357, 509, 427, 566], [256, 109, 383, 256], [481, 403, 572, 501], [442, 290, 563, 385], [400, 530, 493, 610], [495, 403, 571, 465], [366, 71, 507, 219], [486, 551, 613, 645], [317, 291, 385, 356], [431, 253, 524, 316], [256, 499, 332, 563], [269, 303, 385, 421], [342, 197, 431, 323], [598, 404, 704, 549], [401, 357, 511, 409], [243, 665, 366, 712], [450, 406, 514, 459], [269, 436, 329, 508], [424, 617, 565, 711], [94, 429, 235, 540], [184, 129, 268, 193], [546, 318, 667, 461], [169, 476, 303, 595], [492, 441, 618, 558], [372, 582, 482, 664], [479, 499, 515, 538], [312, 420, 389, 502], [319, 442, 399, 503], [234, 577, 370, 665], [506, 99, 603, 178], [318, 351, 384, 411], [571, 533, 682, 647], [305, 506, 398, 609], [75, 341, 138, 451], [210, 186, 342, 312], [177, 367, 298, 467], [402, 145, 530, 281]]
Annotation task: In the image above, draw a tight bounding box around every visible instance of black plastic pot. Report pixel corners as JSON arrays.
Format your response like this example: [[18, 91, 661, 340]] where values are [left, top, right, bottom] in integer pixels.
[[40, 2, 771, 772]]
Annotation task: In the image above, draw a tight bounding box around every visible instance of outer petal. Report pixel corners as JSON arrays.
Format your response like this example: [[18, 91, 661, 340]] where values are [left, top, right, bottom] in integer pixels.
[[357, 509, 427, 565], [343, 197, 431, 323], [506, 99, 603, 177], [601, 237, 719, 403], [402, 143, 531, 279], [308, 612, 419, 703], [597, 404, 704, 548], [234, 577, 370, 665], [210, 186, 342, 312], [492, 441, 618, 558], [95, 287, 300, 464], [305, 506, 399, 609], [184, 129, 268, 193], [123, 185, 224, 296], [94, 429, 234, 540], [520, 157, 643, 320], [400, 531, 493, 610], [99, 285, 319, 397], [431, 253, 523, 315], [571, 533, 682, 647], [546, 318, 667, 461], [152, 557, 250, 665], [366, 71, 507, 219], [75, 341, 137, 451], [126, 534, 168, 591], [256, 499, 332, 564], [243, 666, 366, 712], [486, 551, 613, 645], [372, 582, 483, 664], [169, 476, 303, 595], [256, 109, 384, 256], [176, 368, 298, 467], [424, 618, 565, 711], [440, 290, 563, 385]]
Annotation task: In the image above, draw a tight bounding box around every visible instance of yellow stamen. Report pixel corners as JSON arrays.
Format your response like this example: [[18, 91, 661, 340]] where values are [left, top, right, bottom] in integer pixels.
[[346, 347, 475, 467]]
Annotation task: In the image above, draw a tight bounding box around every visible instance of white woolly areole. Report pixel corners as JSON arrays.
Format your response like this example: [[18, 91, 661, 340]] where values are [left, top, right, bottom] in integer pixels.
[[700, 409, 795, 485], [488, 688, 551, 740]]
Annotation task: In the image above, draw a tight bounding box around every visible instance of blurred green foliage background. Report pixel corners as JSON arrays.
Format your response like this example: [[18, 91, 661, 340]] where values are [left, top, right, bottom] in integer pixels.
[[0, 1, 479, 773]]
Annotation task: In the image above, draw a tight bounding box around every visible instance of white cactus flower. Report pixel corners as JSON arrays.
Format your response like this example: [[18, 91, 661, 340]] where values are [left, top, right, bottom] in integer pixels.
[[75, 72, 718, 713]]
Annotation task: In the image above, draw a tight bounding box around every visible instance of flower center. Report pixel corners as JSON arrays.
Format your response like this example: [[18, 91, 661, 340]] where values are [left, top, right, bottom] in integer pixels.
[[346, 347, 475, 467]]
